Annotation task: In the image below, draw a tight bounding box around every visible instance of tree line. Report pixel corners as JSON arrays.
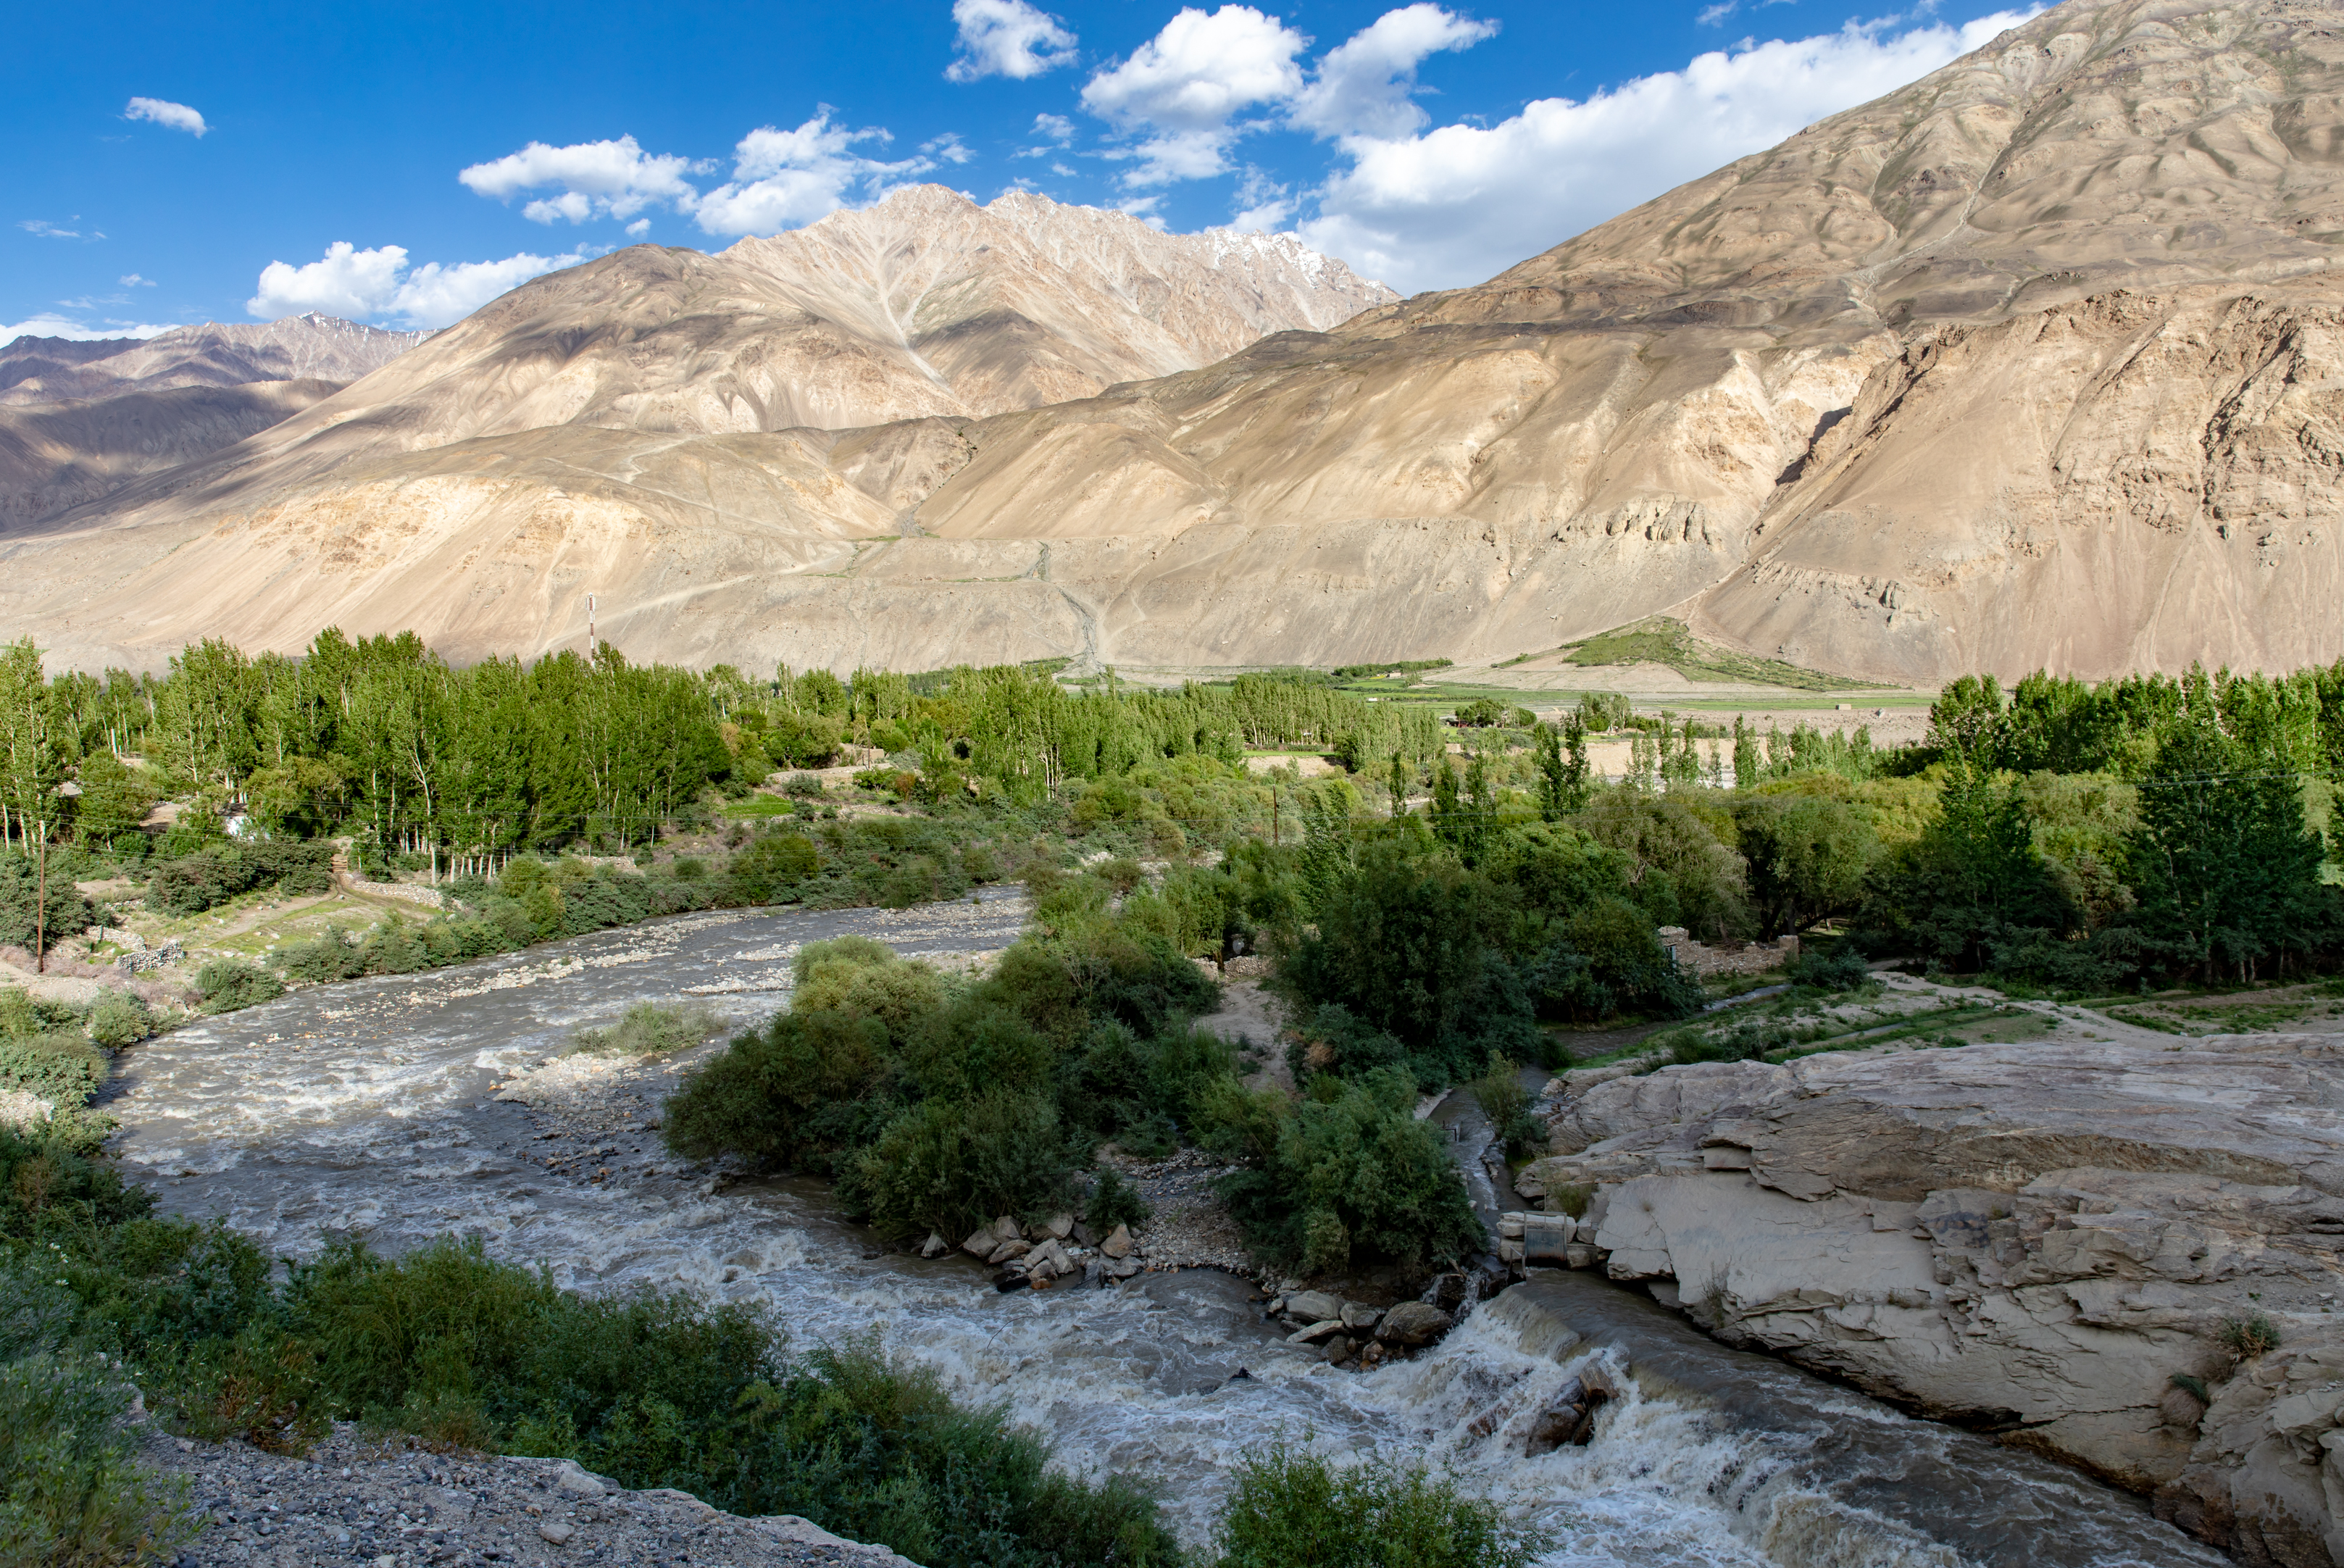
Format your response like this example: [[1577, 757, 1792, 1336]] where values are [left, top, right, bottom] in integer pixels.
[[0, 633, 1444, 872]]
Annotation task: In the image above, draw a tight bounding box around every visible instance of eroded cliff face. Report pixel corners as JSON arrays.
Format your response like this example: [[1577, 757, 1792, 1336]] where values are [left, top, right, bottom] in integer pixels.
[[1699, 288, 2344, 683], [1522, 1014, 2344, 1565], [7, 0, 2344, 676]]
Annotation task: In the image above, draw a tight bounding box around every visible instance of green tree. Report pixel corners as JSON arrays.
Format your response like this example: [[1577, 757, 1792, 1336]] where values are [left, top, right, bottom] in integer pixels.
[[2127, 698, 2331, 981], [1734, 791, 1877, 937]]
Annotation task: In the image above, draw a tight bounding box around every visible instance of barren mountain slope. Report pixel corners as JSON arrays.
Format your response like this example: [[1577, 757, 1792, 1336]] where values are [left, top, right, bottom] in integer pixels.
[[9, 0, 2344, 678], [67, 187, 1396, 492], [0, 380, 340, 527], [0, 314, 422, 405]]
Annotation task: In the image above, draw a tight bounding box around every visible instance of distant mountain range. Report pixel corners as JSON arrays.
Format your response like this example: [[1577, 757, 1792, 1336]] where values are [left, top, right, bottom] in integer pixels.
[[0, 314, 424, 404], [5, 2, 2341, 685]]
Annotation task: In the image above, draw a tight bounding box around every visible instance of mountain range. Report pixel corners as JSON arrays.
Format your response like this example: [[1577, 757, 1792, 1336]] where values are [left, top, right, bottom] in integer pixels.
[[4, 0, 2340, 684]]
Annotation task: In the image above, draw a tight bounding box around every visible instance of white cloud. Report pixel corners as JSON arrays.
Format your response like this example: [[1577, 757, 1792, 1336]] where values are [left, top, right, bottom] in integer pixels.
[[458, 135, 702, 223], [1288, 4, 1496, 139], [124, 97, 207, 136], [1698, 2, 1738, 23], [1227, 165, 1295, 230], [1081, 6, 1308, 185], [1299, 9, 2040, 293], [0, 313, 169, 347], [945, 0, 1078, 82], [120, 273, 156, 287], [693, 114, 930, 235], [1032, 113, 1075, 141], [19, 219, 86, 240], [625, 217, 652, 237], [923, 132, 977, 165], [246, 241, 595, 329]]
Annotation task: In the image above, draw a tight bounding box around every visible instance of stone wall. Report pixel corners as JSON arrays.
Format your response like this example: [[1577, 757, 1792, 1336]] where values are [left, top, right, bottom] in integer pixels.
[[1658, 927, 1797, 976]]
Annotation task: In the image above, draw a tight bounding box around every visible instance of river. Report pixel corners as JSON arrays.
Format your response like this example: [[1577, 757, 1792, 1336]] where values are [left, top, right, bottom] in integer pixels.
[[102, 902, 2229, 1567]]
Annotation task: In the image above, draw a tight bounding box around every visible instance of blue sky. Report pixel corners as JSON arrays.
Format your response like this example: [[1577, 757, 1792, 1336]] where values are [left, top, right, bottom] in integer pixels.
[[4, 0, 2037, 344]]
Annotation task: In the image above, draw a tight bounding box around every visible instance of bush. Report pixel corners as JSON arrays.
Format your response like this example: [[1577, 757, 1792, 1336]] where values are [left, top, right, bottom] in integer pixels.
[[262, 1239, 1176, 1567], [1472, 1055, 1546, 1162], [572, 1004, 718, 1056], [1788, 944, 1872, 992], [1086, 1165, 1151, 1233], [841, 1089, 1075, 1241], [783, 773, 826, 798], [0, 1354, 196, 1568], [193, 960, 285, 1015], [1211, 1440, 1546, 1568], [83, 992, 153, 1049], [1208, 1068, 1483, 1273], [145, 841, 333, 917]]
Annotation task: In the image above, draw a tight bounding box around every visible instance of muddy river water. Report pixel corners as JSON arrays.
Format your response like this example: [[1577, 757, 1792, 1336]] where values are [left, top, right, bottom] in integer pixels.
[[104, 903, 2227, 1567]]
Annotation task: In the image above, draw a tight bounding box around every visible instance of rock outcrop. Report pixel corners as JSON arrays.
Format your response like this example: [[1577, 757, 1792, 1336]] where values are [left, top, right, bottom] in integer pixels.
[[1521, 1022, 2344, 1564]]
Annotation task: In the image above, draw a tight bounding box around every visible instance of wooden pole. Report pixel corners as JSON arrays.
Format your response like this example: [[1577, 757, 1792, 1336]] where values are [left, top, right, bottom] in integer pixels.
[[33, 817, 46, 975]]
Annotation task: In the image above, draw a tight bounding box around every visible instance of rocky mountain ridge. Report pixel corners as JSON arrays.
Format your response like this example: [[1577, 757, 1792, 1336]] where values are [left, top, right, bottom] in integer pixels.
[[0, 313, 423, 405], [3, 0, 2341, 680]]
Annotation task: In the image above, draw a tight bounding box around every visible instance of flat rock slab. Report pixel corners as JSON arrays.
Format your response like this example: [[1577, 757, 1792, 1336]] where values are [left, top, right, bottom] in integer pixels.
[[1524, 1021, 2344, 1564]]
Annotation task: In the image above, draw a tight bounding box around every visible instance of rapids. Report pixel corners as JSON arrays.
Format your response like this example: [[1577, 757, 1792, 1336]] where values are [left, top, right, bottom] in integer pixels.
[[103, 904, 2227, 1567]]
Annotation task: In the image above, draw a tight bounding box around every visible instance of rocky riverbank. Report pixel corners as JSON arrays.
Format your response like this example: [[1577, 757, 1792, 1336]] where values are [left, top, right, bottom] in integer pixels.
[[143, 1424, 912, 1568], [1519, 977, 2344, 1565]]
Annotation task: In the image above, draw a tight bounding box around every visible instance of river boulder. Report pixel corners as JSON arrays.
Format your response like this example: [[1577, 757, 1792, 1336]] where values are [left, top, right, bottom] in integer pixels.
[[1285, 1290, 1343, 1324], [1376, 1302, 1454, 1347]]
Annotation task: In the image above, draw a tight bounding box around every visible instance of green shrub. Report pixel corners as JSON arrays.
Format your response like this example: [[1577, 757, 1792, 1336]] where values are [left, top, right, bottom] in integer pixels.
[[843, 1088, 1077, 1240], [1788, 945, 1872, 991], [572, 1003, 719, 1056], [83, 993, 153, 1049], [1086, 1165, 1151, 1233], [0, 1031, 109, 1112], [1471, 1055, 1546, 1162], [193, 960, 284, 1015], [663, 1011, 894, 1170], [2223, 1313, 2282, 1359], [1210, 1440, 1546, 1568], [0, 1129, 156, 1240], [1208, 1068, 1483, 1272], [145, 841, 333, 917], [0, 1354, 195, 1568], [261, 1239, 1175, 1567]]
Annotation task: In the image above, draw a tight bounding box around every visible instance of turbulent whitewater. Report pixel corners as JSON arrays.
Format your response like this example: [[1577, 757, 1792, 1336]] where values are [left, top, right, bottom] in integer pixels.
[[105, 907, 2219, 1567]]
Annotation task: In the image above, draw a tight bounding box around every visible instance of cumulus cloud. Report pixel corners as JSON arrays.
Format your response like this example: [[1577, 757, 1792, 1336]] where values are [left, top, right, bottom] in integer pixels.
[[1081, 5, 1308, 185], [946, 0, 1078, 82], [1288, 4, 1495, 139], [124, 97, 207, 136], [0, 313, 169, 347], [458, 135, 704, 224], [246, 241, 595, 329], [1299, 9, 2039, 293], [693, 114, 930, 235]]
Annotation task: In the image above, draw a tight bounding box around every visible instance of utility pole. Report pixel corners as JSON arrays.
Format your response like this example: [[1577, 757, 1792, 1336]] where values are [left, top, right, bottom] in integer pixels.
[[33, 809, 46, 974]]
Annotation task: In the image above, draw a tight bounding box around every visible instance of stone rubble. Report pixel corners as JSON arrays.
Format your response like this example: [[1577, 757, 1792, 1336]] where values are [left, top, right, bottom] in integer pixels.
[[142, 1423, 914, 1568]]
